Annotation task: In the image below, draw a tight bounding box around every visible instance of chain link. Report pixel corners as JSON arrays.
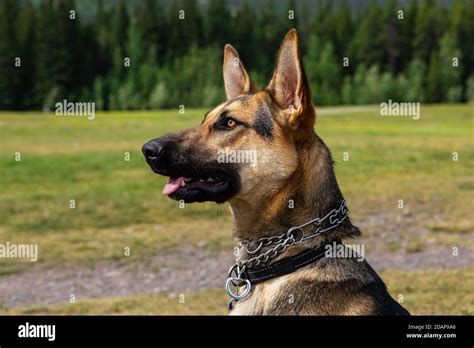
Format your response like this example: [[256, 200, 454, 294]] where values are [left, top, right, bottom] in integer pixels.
[[244, 233, 286, 255], [238, 200, 349, 270], [226, 200, 349, 307], [241, 233, 295, 271]]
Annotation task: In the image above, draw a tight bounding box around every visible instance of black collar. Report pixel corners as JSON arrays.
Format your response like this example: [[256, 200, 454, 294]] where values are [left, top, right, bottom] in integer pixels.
[[226, 237, 342, 310], [242, 237, 341, 285], [226, 200, 349, 310]]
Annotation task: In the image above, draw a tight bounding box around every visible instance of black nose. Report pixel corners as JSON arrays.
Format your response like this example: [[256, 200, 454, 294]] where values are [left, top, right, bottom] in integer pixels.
[[142, 140, 164, 162]]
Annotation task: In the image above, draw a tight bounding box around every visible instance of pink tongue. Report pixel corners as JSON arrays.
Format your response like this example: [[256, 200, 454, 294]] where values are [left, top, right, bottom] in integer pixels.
[[162, 177, 185, 195]]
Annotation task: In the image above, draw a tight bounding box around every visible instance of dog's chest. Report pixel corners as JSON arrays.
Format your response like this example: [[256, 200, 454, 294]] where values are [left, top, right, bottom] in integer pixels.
[[230, 296, 262, 315], [229, 291, 265, 315], [229, 277, 287, 315]]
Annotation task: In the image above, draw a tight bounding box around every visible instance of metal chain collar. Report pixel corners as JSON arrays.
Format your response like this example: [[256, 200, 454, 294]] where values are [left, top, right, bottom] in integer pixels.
[[226, 200, 349, 310]]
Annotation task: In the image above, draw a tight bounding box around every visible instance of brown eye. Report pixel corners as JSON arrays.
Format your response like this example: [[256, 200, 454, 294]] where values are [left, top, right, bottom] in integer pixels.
[[226, 118, 236, 128]]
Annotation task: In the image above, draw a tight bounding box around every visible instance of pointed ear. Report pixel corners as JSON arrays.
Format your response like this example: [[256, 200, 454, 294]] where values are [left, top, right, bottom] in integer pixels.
[[223, 44, 258, 100], [267, 29, 313, 130]]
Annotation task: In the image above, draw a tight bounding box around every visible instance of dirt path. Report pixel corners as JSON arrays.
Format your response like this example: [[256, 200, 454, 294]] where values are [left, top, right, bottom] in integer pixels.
[[0, 242, 472, 309], [1, 212, 473, 309], [0, 246, 232, 309]]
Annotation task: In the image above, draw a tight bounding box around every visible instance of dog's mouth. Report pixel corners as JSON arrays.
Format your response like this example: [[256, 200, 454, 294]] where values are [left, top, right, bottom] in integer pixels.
[[163, 176, 227, 196], [159, 171, 238, 203], [142, 138, 240, 203]]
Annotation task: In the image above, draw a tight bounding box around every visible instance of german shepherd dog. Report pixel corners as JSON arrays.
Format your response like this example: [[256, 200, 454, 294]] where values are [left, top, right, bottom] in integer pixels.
[[142, 29, 410, 315]]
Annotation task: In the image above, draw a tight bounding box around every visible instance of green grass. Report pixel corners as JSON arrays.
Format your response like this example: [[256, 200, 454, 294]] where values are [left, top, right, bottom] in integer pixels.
[[0, 105, 474, 261], [0, 109, 233, 267], [0, 105, 472, 268], [0, 289, 229, 315], [1, 269, 471, 315]]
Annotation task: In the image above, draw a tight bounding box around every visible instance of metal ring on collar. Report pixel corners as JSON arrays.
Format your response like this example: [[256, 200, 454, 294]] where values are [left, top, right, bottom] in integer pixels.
[[245, 240, 263, 254], [287, 226, 304, 243], [225, 278, 252, 301], [227, 263, 246, 279], [227, 263, 239, 278]]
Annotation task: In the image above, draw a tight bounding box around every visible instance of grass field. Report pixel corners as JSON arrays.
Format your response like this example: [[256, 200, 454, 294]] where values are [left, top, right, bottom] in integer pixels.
[[0, 104, 473, 314]]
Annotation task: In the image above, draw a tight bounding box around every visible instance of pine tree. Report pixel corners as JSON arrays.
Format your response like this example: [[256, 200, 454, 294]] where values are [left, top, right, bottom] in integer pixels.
[[311, 0, 334, 46], [167, 0, 202, 60], [450, 0, 474, 97], [206, 0, 231, 49], [332, 0, 353, 65], [53, 0, 82, 100], [305, 34, 341, 105], [35, 0, 58, 107], [426, 52, 443, 103], [404, 58, 427, 102], [127, 0, 165, 68], [413, 0, 445, 64], [95, 0, 112, 76], [256, 0, 287, 79], [316, 42, 341, 105], [152, 0, 167, 63], [138, 0, 160, 64], [182, 0, 203, 48], [111, 0, 129, 80], [437, 33, 462, 102], [382, 0, 401, 74], [166, 1, 183, 59], [17, 1, 37, 108], [398, 0, 417, 72], [232, 2, 258, 75], [305, 33, 322, 94], [294, 0, 311, 55], [0, 0, 21, 109], [350, 0, 384, 68]]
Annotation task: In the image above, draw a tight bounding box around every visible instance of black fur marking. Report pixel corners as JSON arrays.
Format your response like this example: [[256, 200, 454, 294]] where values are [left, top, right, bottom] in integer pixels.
[[201, 111, 211, 124], [253, 104, 273, 138]]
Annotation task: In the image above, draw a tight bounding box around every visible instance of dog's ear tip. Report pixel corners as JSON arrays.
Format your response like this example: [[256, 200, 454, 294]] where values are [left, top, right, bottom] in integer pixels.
[[224, 44, 237, 55], [285, 28, 299, 39]]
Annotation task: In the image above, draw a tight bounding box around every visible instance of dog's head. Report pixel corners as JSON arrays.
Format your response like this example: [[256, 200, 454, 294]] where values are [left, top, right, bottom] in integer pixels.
[[143, 29, 316, 204]]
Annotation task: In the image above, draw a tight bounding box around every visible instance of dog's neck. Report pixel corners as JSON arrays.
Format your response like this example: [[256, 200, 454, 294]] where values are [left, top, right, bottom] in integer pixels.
[[229, 132, 360, 245]]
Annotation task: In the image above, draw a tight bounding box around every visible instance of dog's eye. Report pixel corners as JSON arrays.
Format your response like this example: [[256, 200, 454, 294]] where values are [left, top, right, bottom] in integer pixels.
[[226, 118, 237, 128], [214, 114, 242, 131]]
